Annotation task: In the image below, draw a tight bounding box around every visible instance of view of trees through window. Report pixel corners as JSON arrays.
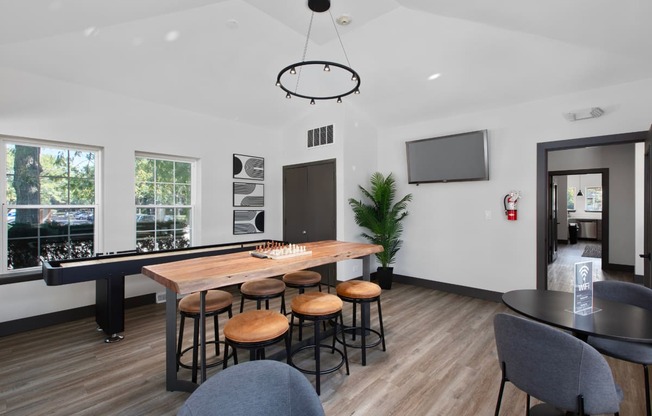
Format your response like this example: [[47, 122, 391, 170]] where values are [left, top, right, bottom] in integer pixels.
[[135, 156, 192, 252], [5, 143, 96, 271]]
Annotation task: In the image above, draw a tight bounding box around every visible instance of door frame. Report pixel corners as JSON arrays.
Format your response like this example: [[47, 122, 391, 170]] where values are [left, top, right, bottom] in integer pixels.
[[536, 131, 647, 290]]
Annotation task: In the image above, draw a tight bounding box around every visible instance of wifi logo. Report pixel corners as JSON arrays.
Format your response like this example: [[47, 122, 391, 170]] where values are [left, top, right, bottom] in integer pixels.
[[579, 265, 591, 282]]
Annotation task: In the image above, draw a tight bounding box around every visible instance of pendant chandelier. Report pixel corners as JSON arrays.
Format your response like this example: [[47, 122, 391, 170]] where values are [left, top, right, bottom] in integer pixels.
[[275, 0, 361, 105]]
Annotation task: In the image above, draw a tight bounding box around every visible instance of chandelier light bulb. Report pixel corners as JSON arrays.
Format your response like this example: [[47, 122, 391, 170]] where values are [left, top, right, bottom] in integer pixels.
[[351, 74, 357, 81], [324, 64, 331, 72], [354, 89, 360, 94], [290, 67, 297, 75], [275, 81, 280, 87], [286, 93, 291, 99], [310, 99, 316, 105], [337, 97, 342, 103]]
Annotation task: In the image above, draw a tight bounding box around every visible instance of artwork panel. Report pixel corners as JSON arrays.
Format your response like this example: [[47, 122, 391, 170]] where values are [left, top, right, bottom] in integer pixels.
[[233, 154, 264, 181], [233, 182, 264, 207], [233, 210, 264, 234]]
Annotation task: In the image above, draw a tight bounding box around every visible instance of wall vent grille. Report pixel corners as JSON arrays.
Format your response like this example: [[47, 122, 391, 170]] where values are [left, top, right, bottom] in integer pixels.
[[307, 125, 333, 148]]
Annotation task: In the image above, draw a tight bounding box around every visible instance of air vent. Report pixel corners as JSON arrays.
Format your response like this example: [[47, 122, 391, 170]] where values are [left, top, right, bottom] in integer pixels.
[[307, 125, 333, 148]]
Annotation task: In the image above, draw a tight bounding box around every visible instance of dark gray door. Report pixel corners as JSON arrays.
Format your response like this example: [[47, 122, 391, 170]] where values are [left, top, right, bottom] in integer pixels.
[[283, 159, 336, 285], [548, 181, 558, 263], [643, 126, 652, 287]]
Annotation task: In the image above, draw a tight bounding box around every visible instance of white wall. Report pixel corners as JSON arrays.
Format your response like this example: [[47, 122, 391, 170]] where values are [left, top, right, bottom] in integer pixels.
[[279, 103, 379, 281], [0, 68, 283, 322], [375, 78, 652, 292], [2, 67, 652, 322]]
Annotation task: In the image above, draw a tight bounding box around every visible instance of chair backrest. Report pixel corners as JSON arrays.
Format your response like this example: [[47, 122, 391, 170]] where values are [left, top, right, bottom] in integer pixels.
[[494, 313, 620, 415], [593, 280, 652, 312], [177, 360, 325, 416]]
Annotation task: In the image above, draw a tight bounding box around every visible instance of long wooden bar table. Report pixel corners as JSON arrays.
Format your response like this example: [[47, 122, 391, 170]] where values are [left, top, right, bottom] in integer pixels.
[[142, 240, 383, 392]]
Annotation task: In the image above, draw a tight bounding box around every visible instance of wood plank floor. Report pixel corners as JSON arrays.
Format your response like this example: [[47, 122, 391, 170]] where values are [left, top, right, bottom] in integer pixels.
[[0, 282, 647, 415], [548, 240, 634, 292]]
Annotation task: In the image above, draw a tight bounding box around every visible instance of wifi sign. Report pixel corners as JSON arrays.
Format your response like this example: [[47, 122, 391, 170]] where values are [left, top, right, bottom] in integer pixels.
[[578, 265, 591, 281]]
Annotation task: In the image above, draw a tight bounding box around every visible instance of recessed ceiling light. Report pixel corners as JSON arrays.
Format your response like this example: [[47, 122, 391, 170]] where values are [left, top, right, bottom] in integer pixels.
[[165, 31, 180, 42], [83, 27, 99, 37], [428, 73, 441, 81]]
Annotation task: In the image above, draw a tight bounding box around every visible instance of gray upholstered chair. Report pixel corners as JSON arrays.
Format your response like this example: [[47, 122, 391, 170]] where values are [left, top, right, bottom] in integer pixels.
[[493, 313, 622, 416], [587, 280, 652, 416], [177, 360, 325, 416]]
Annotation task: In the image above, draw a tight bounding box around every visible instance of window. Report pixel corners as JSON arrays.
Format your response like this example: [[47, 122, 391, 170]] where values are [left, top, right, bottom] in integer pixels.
[[135, 155, 193, 252], [567, 186, 576, 211], [3, 140, 99, 272], [585, 186, 603, 212]]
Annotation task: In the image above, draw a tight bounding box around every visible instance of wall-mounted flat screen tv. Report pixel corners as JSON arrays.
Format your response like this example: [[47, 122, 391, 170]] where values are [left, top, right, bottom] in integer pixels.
[[406, 130, 488, 184]]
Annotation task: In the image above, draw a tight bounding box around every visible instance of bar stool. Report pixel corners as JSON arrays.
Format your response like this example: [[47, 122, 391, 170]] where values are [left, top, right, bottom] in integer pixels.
[[177, 290, 233, 383], [289, 292, 349, 395], [283, 270, 322, 294], [239, 278, 286, 314], [336, 280, 386, 366], [223, 309, 290, 367], [283, 270, 322, 340]]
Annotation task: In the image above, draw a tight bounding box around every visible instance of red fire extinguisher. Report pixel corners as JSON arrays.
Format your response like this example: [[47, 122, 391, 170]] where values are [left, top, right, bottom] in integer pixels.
[[504, 191, 520, 221]]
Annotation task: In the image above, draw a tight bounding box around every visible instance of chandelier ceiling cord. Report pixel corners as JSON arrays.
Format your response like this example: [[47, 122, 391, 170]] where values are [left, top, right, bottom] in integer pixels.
[[276, 0, 361, 105]]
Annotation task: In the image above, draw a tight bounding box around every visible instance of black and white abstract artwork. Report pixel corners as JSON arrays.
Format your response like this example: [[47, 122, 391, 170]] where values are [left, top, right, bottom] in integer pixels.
[[233, 154, 264, 181], [233, 182, 264, 207], [233, 210, 264, 234]]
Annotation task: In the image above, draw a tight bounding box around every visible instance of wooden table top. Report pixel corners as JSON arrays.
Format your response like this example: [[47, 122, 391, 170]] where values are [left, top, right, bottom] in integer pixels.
[[141, 240, 383, 295]]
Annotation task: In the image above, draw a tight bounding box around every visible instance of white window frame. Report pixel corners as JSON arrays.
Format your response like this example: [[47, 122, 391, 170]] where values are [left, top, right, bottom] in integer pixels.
[[134, 152, 196, 251], [0, 135, 102, 276]]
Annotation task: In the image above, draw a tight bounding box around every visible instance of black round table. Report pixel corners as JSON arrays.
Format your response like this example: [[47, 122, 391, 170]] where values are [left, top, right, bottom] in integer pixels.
[[502, 289, 652, 343]]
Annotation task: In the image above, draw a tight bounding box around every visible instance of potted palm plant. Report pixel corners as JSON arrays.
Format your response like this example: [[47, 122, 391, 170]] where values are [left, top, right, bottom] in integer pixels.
[[348, 172, 412, 289]]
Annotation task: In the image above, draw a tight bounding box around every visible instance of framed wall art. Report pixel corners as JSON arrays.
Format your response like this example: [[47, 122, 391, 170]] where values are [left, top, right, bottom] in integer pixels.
[[233, 210, 264, 234], [233, 154, 264, 181], [233, 182, 264, 207]]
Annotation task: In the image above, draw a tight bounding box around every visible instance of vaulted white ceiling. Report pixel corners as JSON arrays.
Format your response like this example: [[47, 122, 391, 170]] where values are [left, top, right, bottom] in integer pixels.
[[1, 0, 651, 129]]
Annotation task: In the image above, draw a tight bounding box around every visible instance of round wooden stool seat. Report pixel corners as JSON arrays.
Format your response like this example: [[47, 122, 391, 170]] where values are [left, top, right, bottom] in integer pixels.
[[241, 279, 286, 296], [336, 281, 381, 300], [291, 292, 342, 316], [179, 290, 233, 314], [283, 270, 321, 287], [224, 310, 289, 344]]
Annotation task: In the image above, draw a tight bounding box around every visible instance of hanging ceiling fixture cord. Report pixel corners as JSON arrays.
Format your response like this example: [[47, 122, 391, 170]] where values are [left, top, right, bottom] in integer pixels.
[[329, 10, 353, 69], [294, 12, 315, 94]]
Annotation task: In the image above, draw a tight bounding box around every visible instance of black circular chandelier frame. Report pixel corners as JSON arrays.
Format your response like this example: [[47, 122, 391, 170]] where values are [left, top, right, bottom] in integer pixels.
[[276, 0, 361, 104], [276, 60, 361, 102]]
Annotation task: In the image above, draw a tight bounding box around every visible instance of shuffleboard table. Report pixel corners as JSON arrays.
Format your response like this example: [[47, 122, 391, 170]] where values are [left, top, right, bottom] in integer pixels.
[[42, 240, 270, 342]]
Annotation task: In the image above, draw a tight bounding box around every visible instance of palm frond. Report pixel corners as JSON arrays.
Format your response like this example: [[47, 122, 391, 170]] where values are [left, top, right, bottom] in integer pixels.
[[348, 172, 413, 267]]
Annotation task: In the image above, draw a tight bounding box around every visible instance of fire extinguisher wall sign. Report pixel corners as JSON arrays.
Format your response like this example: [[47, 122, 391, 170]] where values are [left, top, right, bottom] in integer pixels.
[[504, 191, 520, 221]]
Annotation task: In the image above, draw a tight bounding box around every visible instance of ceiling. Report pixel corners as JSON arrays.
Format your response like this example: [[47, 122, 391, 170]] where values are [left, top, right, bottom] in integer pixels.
[[1, 0, 651, 129]]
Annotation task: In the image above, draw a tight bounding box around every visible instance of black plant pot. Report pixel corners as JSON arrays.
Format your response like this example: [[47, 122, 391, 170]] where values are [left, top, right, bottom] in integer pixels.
[[376, 267, 394, 290]]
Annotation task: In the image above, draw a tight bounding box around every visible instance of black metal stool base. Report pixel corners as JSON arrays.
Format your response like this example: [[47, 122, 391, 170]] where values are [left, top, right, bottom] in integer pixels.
[[290, 343, 347, 376], [336, 326, 383, 349], [178, 340, 232, 370]]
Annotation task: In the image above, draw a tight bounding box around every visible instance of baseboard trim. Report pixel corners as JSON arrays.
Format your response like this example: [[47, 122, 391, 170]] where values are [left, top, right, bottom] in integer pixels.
[[0, 293, 155, 337], [603, 263, 635, 272], [634, 274, 646, 285], [382, 273, 503, 303]]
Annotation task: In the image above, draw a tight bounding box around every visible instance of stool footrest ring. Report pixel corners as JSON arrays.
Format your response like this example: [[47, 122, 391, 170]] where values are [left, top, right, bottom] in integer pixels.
[[290, 344, 347, 376], [177, 340, 233, 370], [335, 326, 383, 349]]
